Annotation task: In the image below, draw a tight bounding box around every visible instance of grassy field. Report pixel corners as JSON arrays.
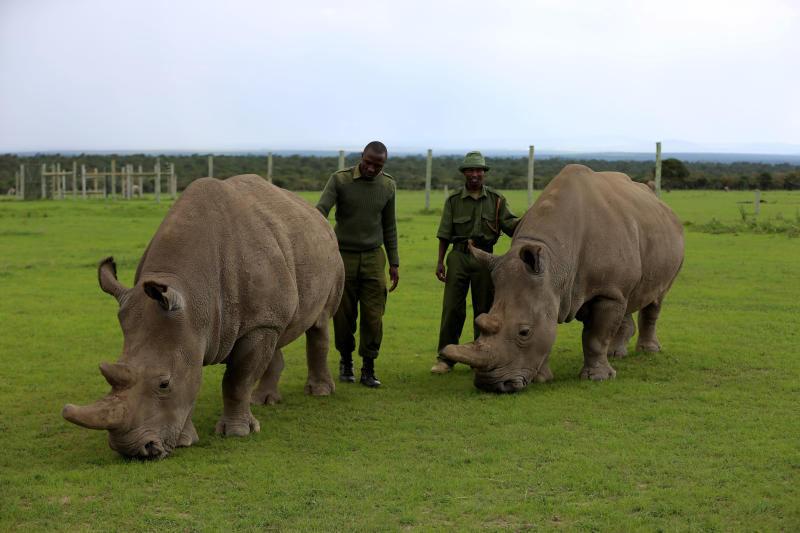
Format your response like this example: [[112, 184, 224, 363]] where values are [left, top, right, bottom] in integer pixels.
[[0, 187, 798, 531]]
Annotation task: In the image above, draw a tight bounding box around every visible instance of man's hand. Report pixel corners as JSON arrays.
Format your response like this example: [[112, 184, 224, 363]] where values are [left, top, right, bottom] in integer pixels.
[[389, 265, 399, 292], [436, 262, 446, 283]]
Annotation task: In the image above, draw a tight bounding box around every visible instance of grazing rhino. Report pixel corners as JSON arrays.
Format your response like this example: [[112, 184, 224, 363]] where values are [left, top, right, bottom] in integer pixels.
[[62, 174, 344, 458], [441, 164, 684, 392]]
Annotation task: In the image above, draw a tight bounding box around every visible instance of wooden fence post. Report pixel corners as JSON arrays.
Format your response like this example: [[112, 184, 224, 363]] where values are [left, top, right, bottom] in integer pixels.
[[655, 142, 662, 199], [41, 163, 46, 199], [425, 149, 432, 210], [56, 163, 62, 199], [155, 160, 161, 203], [72, 160, 77, 199], [128, 164, 134, 199], [169, 163, 176, 199], [338, 150, 345, 170], [111, 159, 116, 200], [19, 164, 25, 199], [267, 152, 273, 183], [527, 145, 535, 208]]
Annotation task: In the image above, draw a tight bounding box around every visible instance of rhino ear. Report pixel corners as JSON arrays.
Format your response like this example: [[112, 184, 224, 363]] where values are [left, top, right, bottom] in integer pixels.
[[519, 244, 545, 275], [143, 281, 184, 311], [98, 257, 129, 303]]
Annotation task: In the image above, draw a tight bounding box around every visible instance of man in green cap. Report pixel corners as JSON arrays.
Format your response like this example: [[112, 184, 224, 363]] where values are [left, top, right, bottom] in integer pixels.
[[316, 141, 399, 387], [431, 150, 519, 374]]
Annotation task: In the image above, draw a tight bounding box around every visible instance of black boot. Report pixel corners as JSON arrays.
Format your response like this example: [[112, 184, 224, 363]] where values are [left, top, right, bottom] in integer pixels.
[[360, 357, 381, 388], [339, 354, 355, 383]]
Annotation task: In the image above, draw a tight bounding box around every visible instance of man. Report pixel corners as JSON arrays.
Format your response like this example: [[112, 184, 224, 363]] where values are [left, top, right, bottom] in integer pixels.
[[316, 141, 399, 387], [432, 150, 519, 374]]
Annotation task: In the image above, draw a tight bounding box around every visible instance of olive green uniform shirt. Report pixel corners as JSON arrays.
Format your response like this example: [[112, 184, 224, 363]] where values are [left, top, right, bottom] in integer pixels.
[[316, 165, 399, 267], [437, 185, 518, 249]]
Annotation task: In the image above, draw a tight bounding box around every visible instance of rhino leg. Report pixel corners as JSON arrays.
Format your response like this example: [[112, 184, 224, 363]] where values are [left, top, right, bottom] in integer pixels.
[[578, 298, 620, 381], [304, 320, 335, 396], [216, 328, 276, 436], [177, 408, 199, 447], [609, 314, 636, 358], [636, 300, 663, 352], [251, 348, 284, 406]]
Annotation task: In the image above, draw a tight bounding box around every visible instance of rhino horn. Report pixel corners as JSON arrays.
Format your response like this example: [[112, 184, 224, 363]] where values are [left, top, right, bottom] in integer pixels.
[[468, 240, 501, 271], [62, 395, 127, 430], [99, 362, 136, 389], [440, 342, 493, 369], [98, 257, 128, 303]]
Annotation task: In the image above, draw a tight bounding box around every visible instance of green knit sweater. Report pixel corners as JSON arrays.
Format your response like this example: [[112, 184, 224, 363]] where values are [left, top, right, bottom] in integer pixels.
[[316, 165, 399, 266]]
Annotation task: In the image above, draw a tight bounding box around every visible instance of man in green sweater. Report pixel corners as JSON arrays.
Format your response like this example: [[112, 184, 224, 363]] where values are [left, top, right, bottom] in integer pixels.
[[316, 141, 400, 388]]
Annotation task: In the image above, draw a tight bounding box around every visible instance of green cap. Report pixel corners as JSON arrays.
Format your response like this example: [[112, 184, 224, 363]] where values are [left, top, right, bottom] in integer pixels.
[[458, 151, 489, 172]]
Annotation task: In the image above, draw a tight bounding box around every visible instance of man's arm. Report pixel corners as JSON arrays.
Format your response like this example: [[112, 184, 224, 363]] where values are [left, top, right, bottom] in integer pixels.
[[435, 197, 453, 282], [316, 174, 338, 217], [436, 238, 450, 282], [382, 187, 399, 292], [499, 197, 520, 236]]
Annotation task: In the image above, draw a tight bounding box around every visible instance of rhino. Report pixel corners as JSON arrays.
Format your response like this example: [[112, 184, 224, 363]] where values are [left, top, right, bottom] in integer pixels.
[[62, 174, 344, 458], [441, 164, 684, 392]]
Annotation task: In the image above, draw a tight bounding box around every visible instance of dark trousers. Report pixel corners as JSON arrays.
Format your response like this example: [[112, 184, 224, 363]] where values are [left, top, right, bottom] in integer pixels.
[[437, 247, 494, 362], [334, 248, 387, 360]]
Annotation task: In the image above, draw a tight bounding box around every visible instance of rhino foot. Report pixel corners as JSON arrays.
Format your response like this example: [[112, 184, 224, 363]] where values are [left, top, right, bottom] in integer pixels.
[[609, 346, 629, 358], [636, 339, 662, 352], [304, 376, 334, 396], [250, 388, 282, 406], [177, 419, 199, 447], [579, 363, 617, 381], [215, 413, 260, 436]]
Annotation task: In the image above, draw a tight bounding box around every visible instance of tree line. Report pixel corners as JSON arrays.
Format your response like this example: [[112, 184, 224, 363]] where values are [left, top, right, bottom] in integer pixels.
[[1, 152, 798, 197]]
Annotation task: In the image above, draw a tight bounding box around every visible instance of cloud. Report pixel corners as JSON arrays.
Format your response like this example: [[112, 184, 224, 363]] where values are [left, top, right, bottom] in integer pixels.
[[1, 0, 797, 152]]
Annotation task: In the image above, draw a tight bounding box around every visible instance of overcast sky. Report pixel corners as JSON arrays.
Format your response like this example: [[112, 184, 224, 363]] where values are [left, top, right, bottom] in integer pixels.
[[1, 0, 798, 154]]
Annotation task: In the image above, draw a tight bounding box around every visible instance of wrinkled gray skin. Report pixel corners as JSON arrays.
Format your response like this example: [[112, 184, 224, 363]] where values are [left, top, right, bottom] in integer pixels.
[[62, 175, 344, 458], [442, 164, 684, 392]]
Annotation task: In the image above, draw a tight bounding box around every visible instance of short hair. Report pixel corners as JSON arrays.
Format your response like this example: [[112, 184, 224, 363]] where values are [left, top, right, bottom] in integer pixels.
[[363, 141, 387, 157]]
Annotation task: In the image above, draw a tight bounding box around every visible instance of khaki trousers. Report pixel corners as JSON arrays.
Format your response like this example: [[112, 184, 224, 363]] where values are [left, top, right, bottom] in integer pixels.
[[334, 248, 387, 359], [437, 248, 494, 362]]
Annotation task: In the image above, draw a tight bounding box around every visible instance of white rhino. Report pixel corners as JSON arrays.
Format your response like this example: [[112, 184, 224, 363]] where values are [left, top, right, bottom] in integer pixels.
[[442, 164, 684, 392], [62, 175, 344, 458]]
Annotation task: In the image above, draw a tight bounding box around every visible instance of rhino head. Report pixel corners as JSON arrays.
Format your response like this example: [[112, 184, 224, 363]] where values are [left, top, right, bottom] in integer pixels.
[[441, 241, 560, 393], [62, 257, 202, 459]]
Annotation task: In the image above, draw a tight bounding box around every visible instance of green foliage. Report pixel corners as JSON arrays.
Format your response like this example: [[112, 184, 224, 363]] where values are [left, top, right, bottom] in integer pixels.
[[656, 158, 690, 189], [1, 191, 798, 530], [2, 153, 799, 198]]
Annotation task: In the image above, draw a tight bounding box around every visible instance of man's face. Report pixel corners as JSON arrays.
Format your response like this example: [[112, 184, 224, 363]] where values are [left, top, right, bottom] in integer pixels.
[[360, 148, 387, 179], [463, 168, 485, 191]]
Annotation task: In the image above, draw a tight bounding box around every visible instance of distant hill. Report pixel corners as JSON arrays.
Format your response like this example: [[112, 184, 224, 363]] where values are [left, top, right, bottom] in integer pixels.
[[3, 150, 799, 196], [7, 149, 800, 165]]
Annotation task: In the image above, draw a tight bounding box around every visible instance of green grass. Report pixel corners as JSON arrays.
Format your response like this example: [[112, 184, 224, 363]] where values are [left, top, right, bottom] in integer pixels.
[[1, 190, 798, 531]]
